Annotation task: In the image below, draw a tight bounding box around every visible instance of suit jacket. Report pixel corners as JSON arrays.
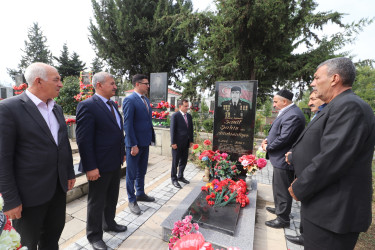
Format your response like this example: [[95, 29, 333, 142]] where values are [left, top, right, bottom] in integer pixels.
[[266, 104, 305, 170], [76, 95, 125, 173], [289, 90, 375, 233], [170, 112, 194, 148], [0, 93, 75, 211], [123, 92, 155, 147]]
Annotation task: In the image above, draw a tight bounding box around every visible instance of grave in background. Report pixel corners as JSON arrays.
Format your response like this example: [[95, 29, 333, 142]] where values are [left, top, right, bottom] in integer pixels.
[[150, 72, 168, 105]]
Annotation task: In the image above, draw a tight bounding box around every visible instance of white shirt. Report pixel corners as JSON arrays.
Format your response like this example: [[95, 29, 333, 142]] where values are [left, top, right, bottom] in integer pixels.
[[26, 89, 60, 145], [278, 103, 294, 117]]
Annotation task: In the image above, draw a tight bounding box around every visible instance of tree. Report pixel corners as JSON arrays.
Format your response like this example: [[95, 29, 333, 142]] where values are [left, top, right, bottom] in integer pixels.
[[7, 22, 53, 81], [179, 0, 371, 103], [54, 43, 86, 80], [353, 64, 375, 113], [89, 0, 196, 83], [91, 56, 104, 73], [55, 76, 80, 115]]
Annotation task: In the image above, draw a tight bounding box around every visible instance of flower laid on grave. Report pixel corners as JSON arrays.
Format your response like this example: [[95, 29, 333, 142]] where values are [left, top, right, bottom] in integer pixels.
[[172, 233, 240, 250], [74, 71, 94, 102], [13, 83, 27, 95], [201, 178, 249, 207], [168, 215, 199, 250], [65, 118, 76, 126], [239, 154, 267, 176], [155, 100, 170, 109], [0, 194, 27, 250], [151, 110, 169, 119], [212, 152, 240, 180]]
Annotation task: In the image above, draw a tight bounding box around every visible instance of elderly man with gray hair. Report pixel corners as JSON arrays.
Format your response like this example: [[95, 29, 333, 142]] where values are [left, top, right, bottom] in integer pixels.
[[0, 62, 76, 249], [76, 72, 126, 250]]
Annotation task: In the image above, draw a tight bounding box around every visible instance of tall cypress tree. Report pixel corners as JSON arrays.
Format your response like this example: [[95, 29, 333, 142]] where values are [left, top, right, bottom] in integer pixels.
[[54, 43, 86, 80], [89, 0, 196, 83], [7, 22, 53, 81]]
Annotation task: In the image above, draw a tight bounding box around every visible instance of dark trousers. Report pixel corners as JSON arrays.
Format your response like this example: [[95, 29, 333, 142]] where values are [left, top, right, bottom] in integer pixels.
[[12, 181, 66, 250], [86, 168, 121, 243], [272, 167, 294, 222], [303, 218, 359, 250], [171, 143, 189, 181], [126, 146, 149, 203]]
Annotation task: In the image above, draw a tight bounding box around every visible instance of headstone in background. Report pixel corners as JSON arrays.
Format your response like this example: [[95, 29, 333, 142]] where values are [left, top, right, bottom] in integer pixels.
[[210, 101, 215, 111], [81, 72, 92, 85], [150, 72, 168, 105], [213, 80, 258, 170], [0, 88, 6, 99], [14, 75, 24, 87]]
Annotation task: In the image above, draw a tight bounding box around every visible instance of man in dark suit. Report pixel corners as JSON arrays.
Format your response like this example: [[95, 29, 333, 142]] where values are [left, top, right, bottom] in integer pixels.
[[286, 57, 375, 250], [285, 89, 326, 246], [76, 72, 126, 250], [0, 62, 76, 250], [261, 89, 305, 229], [221, 86, 251, 119], [170, 99, 194, 188], [123, 74, 156, 215]]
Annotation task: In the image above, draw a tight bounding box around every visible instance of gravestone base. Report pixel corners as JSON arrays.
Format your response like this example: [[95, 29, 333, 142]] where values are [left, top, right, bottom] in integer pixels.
[[161, 180, 257, 249]]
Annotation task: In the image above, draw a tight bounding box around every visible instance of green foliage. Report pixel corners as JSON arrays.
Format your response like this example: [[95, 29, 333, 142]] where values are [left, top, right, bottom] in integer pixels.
[[89, 0, 196, 83], [254, 113, 264, 135], [54, 43, 86, 80], [179, 0, 372, 102], [202, 119, 213, 133], [201, 99, 209, 113], [263, 124, 272, 137], [91, 56, 104, 73], [7, 22, 53, 81], [55, 76, 80, 115], [353, 64, 375, 113], [262, 99, 272, 117]]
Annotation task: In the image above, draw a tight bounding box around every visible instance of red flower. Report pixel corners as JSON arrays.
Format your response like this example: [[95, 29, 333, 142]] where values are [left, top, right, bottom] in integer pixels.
[[203, 139, 211, 146], [192, 144, 199, 150]]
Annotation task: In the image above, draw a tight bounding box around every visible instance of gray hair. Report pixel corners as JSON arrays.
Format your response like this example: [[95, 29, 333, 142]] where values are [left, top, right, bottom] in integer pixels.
[[92, 72, 114, 88], [317, 57, 356, 87], [24, 62, 51, 85]]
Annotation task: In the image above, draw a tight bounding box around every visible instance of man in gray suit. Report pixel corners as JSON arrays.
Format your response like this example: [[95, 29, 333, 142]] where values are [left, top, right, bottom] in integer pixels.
[[261, 89, 305, 229], [0, 62, 76, 249], [287, 57, 375, 249]]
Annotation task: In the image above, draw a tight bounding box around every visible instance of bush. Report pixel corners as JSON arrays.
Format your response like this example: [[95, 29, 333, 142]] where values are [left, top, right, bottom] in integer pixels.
[[263, 124, 271, 136], [56, 76, 80, 115], [202, 119, 213, 133]]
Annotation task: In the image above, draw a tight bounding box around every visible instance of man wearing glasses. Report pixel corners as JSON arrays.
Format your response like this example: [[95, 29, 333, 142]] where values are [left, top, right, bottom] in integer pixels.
[[123, 74, 156, 215]]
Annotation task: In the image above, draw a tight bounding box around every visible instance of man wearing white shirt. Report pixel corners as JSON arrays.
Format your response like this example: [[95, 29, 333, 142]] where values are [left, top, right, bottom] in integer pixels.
[[170, 99, 194, 188], [0, 62, 76, 249]]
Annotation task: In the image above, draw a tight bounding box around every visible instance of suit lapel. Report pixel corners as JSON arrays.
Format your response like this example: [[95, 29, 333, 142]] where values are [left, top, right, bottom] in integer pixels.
[[52, 105, 66, 146], [93, 95, 119, 128], [269, 104, 295, 131], [19, 93, 56, 145]]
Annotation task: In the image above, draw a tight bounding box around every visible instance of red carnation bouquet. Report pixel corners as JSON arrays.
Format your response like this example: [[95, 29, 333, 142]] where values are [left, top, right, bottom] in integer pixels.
[[238, 154, 267, 176]]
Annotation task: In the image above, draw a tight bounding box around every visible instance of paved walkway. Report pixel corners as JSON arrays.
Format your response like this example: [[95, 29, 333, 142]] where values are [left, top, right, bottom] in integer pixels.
[[60, 151, 302, 250]]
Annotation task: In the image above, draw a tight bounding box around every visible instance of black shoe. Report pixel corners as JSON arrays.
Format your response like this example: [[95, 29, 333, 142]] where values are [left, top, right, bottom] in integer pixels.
[[136, 194, 155, 202], [129, 201, 141, 215], [265, 218, 290, 229], [285, 235, 304, 246], [178, 177, 190, 184], [103, 224, 127, 232], [90, 240, 107, 250], [172, 180, 182, 188], [266, 207, 276, 214]]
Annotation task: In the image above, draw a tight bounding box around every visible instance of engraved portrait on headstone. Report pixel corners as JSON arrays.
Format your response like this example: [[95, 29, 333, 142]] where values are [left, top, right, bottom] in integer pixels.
[[213, 81, 257, 163]]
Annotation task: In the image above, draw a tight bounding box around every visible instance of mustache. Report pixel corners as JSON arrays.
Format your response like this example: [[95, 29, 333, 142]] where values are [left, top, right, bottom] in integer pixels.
[[309, 104, 316, 107]]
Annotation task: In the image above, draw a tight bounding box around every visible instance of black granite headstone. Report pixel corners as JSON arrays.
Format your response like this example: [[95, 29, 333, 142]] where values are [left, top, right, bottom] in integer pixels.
[[150, 72, 168, 105], [183, 191, 240, 236], [213, 81, 258, 171], [0, 88, 6, 99]]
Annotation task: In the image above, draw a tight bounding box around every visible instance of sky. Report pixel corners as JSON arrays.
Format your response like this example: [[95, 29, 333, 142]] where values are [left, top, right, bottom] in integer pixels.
[[0, 0, 374, 86]]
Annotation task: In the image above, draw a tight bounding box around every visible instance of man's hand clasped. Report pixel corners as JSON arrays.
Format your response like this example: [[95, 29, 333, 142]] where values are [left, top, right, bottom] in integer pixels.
[[131, 145, 139, 156], [86, 168, 101, 181]]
